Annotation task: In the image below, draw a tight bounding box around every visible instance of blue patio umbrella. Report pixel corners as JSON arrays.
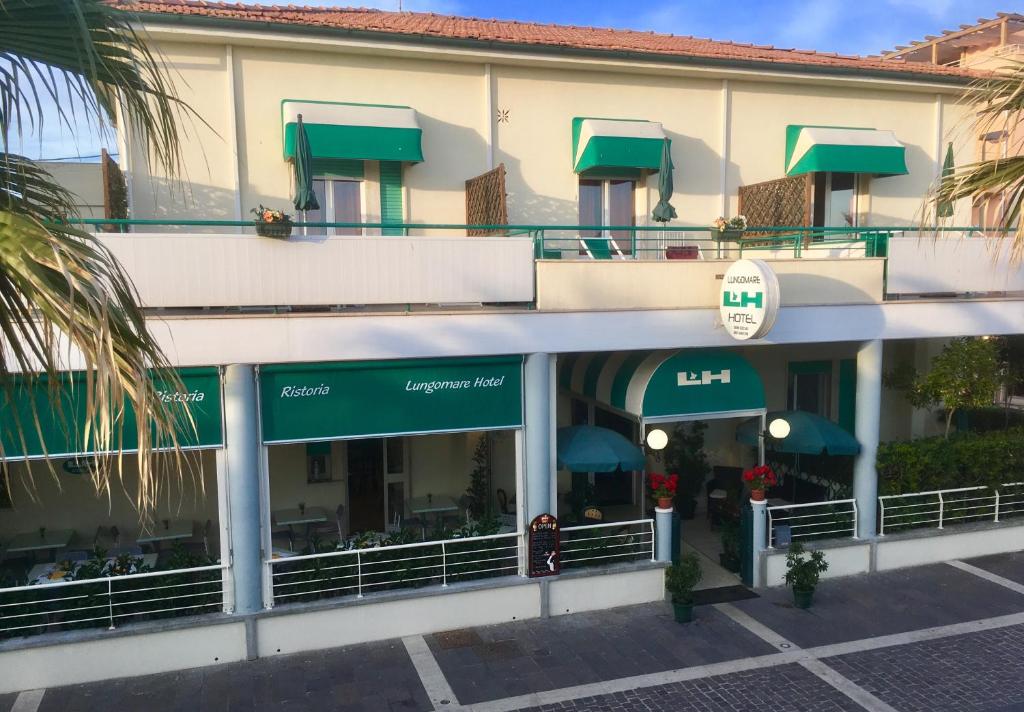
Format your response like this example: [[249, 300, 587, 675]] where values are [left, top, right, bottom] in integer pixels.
[[735, 410, 861, 456], [556, 425, 646, 472]]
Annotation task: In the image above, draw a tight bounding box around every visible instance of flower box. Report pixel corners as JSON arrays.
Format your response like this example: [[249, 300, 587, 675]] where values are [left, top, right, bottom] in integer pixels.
[[255, 220, 293, 239]]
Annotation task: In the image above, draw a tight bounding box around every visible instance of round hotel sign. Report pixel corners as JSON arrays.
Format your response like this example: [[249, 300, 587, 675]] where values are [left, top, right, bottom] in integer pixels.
[[720, 259, 780, 340]]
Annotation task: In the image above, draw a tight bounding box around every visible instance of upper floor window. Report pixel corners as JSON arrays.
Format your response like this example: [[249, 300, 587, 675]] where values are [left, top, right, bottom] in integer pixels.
[[788, 361, 832, 418], [578, 178, 635, 256], [302, 177, 362, 236]]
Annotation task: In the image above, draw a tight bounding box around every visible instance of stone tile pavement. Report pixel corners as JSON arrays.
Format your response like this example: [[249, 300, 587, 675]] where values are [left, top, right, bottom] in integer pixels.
[[10, 552, 1024, 712], [824, 622, 1024, 712], [730, 562, 1024, 649], [512, 663, 865, 712], [968, 551, 1024, 587], [426, 602, 776, 704]]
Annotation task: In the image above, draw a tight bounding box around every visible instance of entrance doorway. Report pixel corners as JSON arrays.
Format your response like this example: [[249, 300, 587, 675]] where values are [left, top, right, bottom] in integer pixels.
[[347, 438, 385, 532]]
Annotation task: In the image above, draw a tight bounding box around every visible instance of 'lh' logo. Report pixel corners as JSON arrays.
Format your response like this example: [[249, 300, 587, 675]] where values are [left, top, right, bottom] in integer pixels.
[[723, 291, 763, 308], [678, 369, 731, 387]]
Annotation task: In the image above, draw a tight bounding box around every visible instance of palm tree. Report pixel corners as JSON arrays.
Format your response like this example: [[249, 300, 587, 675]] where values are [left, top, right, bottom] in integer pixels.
[[1, 0, 195, 515], [933, 60, 1024, 258]]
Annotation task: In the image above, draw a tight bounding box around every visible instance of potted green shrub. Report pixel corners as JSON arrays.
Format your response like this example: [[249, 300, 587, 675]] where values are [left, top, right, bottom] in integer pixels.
[[718, 520, 741, 573], [784, 542, 828, 609], [665, 552, 703, 623]]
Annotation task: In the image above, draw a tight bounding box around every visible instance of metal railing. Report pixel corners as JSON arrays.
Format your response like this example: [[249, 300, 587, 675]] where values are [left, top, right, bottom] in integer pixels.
[[878, 482, 1024, 535], [0, 564, 228, 639], [766, 499, 858, 548], [76, 217, 1006, 259], [266, 532, 521, 606], [558, 519, 655, 570]]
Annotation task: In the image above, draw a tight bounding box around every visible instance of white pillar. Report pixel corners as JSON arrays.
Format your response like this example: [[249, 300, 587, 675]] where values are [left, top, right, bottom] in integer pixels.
[[524, 353, 555, 522], [854, 340, 883, 539], [223, 364, 263, 614], [655, 506, 673, 562], [750, 499, 767, 587]]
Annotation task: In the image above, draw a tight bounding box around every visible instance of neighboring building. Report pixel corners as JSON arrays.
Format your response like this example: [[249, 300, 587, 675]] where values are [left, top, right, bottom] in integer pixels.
[[878, 13, 1024, 226], [3, 1, 1024, 692]]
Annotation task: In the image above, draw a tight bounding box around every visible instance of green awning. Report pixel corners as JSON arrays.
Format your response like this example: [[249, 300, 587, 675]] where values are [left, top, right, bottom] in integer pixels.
[[0, 368, 223, 459], [559, 350, 765, 423], [282, 100, 423, 163], [572, 118, 666, 176], [785, 125, 907, 177], [260, 356, 523, 443]]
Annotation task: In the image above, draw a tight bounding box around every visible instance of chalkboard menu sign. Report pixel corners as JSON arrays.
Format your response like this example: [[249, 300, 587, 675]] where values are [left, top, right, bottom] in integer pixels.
[[528, 513, 560, 578]]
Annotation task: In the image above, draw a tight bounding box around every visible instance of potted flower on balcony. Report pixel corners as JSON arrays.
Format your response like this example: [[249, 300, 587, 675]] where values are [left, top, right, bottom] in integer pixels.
[[665, 552, 703, 623], [648, 472, 679, 510], [742, 464, 777, 501], [784, 542, 828, 609], [711, 215, 747, 241], [251, 205, 293, 239]]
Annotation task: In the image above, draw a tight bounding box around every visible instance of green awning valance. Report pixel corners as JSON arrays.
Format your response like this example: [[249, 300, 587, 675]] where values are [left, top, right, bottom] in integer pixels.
[[0, 368, 223, 459], [572, 118, 666, 176], [560, 350, 765, 423], [260, 356, 523, 443], [282, 100, 423, 163], [785, 125, 907, 177]]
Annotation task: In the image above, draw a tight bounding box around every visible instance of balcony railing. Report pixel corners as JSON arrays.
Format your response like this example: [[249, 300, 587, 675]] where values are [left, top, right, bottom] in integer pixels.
[[73, 219, 1021, 307]]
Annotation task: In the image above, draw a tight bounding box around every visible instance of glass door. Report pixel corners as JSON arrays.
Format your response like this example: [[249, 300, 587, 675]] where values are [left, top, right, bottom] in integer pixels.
[[383, 437, 409, 532], [347, 438, 385, 533]]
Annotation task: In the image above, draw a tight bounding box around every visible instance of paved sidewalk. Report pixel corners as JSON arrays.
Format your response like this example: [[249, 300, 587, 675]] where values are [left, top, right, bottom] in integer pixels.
[[7, 552, 1024, 712]]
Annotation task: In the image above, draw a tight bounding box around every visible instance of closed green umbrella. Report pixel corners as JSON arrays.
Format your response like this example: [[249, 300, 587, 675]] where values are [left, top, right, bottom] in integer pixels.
[[937, 142, 954, 218], [556, 425, 646, 472], [735, 410, 861, 456], [292, 114, 320, 212], [651, 137, 677, 223]]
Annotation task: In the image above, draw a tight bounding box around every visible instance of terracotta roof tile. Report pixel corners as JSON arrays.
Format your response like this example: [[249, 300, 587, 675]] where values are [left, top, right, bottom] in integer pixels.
[[113, 0, 977, 80]]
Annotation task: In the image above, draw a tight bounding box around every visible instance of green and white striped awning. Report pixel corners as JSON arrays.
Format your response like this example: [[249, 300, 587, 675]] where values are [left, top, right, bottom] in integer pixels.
[[282, 100, 424, 163], [785, 125, 907, 177], [559, 350, 765, 424], [572, 118, 666, 176]]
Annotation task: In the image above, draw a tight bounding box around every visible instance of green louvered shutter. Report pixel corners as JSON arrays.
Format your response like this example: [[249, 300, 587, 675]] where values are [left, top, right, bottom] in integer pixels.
[[379, 161, 404, 236]]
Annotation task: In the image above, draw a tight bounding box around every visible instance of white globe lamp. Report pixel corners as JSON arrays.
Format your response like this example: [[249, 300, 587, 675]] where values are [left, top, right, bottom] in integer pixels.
[[768, 417, 791, 439], [645, 428, 668, 451]]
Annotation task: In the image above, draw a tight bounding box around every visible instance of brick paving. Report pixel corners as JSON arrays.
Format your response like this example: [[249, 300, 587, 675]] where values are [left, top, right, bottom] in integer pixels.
[[730, 562, 1024, 648], [426, 602, 776, 704], [513, 663, 863, 712], [824, 623, 1024, 712]]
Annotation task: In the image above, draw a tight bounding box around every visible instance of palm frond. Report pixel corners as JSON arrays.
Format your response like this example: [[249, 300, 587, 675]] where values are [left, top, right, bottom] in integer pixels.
[[0, 203, 195, 517], [930, 60, 1024, 255], [0, 0, 190, 174]]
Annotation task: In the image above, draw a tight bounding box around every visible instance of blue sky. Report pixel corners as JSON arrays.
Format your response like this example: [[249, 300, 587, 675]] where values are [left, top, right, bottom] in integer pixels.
[[13, 0, 1018, 160]]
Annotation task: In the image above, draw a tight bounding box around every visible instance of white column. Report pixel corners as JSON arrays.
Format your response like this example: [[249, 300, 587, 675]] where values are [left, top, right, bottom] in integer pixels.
[[654, 506, 673, 563], [854, 340, 883, 539], [750, 499, 767, 588], [223, 364, 263, 614], [524, 353, 555, 522]]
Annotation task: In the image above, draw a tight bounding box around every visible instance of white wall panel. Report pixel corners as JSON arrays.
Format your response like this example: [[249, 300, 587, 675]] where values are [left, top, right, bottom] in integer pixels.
[[888, 237, 1024, 295]]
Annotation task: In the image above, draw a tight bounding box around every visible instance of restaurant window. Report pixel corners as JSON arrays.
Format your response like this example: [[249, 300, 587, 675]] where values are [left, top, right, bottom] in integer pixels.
[[812, 172, 858, 235], [302, 177, 362, 236], [788, 361, 833, 418], [578, 178, 636, 256]]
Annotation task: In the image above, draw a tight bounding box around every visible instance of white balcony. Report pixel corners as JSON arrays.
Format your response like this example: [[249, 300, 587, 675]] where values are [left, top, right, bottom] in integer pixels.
[[96, 233, 536, 309]]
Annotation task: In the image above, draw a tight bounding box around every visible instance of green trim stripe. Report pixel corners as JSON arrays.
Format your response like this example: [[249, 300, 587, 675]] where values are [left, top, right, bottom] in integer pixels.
[[610, 352, 651, 411], [284, 124, 423, 163], [582, 352, 611, 399]]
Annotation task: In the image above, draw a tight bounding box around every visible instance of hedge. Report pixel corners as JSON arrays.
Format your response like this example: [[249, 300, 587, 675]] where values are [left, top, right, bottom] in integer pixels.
[[877, 426, 1024, 495]]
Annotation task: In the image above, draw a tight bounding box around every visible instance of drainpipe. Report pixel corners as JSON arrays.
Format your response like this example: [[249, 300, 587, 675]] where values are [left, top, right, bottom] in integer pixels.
[[223, 364, 263, 614]]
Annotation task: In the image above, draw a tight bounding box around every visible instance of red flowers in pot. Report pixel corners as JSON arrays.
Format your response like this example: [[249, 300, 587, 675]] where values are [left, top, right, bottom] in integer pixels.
[[648, 473, 679, 509], [742, 465, 777, 501]]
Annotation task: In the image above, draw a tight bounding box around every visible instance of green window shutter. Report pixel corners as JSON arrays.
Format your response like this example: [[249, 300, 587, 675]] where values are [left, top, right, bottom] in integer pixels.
[[838, 359, 857, 434], [379, 161, 404, 236], [312, 158, 364, 179]]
